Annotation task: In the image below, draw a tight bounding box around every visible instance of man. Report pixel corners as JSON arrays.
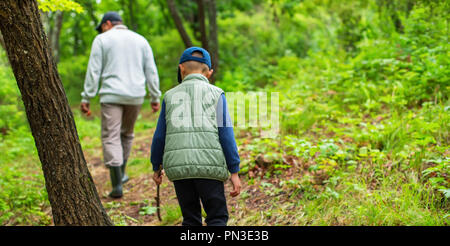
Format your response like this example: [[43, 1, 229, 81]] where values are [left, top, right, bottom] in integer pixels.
[[81, 12, 161, 198]]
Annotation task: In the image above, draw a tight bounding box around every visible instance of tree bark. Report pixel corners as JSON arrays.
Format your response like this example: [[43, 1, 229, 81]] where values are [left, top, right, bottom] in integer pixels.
[[166, 0, 193, 48], [196, 0, 209, 51], [0, 0, 113, 226], [206, 0, 219, 83]]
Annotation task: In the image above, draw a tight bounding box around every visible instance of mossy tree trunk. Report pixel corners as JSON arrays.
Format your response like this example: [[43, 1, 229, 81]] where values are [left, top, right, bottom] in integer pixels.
[[0, 0, 113, 226]]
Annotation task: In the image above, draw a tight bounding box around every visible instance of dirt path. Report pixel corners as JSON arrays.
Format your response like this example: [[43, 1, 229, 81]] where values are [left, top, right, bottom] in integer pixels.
[[85, 130, 178, 225], [84, 126, 253, 226]]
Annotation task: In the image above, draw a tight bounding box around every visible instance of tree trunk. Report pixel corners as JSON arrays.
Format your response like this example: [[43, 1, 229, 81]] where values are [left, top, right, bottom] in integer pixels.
[[49, 11, 64, 63], [81, 0, 98, 26], [196, 0, 209, 51], [73, 15, 82, 56], [54, 11, 64, 63], [157, 0, 172, 28], [166, 0, 193, 48], [43, 11, 53, 47], [0, 32, 5, 50], [0, 0, 113, 226], [128, 0, 138, 31], [206, 0, 219, 83]]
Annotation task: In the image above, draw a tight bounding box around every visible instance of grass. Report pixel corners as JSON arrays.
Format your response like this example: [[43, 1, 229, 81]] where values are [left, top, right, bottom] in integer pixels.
[[226, 171, 448, 226], [1, 97, 448, 226], [297, 176, 446, 226], [161, 204, 183, 225], [0, 126, 51, 225]]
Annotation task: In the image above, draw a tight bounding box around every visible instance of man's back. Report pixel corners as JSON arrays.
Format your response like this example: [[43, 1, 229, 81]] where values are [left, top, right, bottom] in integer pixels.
[[82, 25, 161, 105], [99, 26, 146, 89]]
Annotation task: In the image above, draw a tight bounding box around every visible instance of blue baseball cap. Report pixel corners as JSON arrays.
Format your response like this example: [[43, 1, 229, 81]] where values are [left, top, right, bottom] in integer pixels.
[[178, 47, 212, 83], [96, 12, 123, 33]]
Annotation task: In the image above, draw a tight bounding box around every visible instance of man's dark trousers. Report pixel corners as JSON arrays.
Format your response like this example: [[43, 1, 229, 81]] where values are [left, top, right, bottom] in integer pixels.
[[173, 178, 228, 226]]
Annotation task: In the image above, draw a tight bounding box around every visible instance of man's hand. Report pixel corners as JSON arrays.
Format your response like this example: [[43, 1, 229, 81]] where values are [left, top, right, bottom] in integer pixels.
[[230, 173, 241, 197], [151, 102, 160, 113], [81, 102, 90, 115], [153, 169, 164, 185]]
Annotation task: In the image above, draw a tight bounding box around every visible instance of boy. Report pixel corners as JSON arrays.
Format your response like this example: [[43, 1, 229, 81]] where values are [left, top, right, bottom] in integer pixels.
[[150, 47, 241, 226]]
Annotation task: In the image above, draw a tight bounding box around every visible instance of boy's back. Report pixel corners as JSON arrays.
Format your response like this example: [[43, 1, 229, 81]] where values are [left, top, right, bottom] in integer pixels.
[[163, 74, 229, 182]]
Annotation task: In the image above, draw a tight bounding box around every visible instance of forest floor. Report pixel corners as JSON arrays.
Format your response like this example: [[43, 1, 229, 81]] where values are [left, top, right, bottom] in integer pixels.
[[75, 104, 448, 226], [5, 103, 445, 226]]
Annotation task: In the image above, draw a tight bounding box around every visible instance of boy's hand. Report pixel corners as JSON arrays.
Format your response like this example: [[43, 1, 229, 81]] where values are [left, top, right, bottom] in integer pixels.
[[230, 173, 241, 197], [153, 170, 164, 185]]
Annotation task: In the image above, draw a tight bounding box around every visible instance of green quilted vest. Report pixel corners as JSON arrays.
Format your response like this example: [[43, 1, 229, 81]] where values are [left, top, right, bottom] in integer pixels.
[[163, 73, 229, 181]]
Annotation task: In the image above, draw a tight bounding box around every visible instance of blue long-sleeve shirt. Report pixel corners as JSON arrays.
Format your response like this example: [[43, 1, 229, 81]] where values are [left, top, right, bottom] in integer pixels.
[[150, 93, 240, 173]]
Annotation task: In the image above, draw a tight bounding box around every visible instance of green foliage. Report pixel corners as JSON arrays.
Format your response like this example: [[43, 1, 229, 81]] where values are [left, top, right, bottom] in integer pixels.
[[0, 51, 27, 134], [1, 0, 449, 225], [58, 55, 89, 102], [38, 0, 83, 13], [0, 127, 50, 225], [422, 157, 450, 198], [161, 205, 182, 225], [139, 206, 157, 216]]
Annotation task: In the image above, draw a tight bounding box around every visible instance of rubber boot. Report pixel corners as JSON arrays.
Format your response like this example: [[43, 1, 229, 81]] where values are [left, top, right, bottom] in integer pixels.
[[121, 160, 129, 184], [108, 166, 123, 198]]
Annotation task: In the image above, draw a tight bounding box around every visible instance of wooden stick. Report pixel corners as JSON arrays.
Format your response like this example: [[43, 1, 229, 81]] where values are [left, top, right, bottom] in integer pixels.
[[156, 184, 161, 221], [155, 165, 162, 221]]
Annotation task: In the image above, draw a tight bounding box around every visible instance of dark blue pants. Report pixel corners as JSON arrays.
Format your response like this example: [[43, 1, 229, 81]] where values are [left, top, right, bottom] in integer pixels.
[[173, 179, 228, 226]]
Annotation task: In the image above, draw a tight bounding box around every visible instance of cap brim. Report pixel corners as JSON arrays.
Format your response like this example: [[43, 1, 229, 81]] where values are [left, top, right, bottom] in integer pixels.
[[95, 24, 102, 33], [177, 67, 182, 83]]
